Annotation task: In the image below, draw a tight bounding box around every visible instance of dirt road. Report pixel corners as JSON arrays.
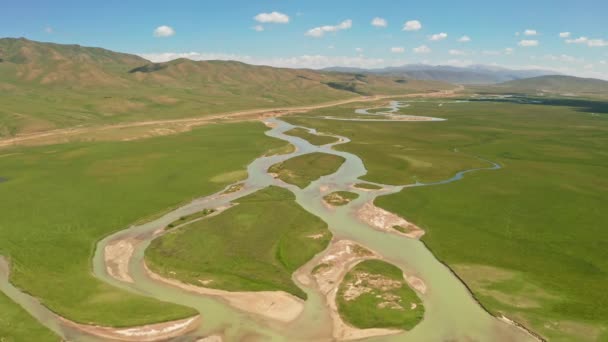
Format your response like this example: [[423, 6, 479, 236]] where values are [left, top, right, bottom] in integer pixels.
[[0, 87, 462, 148]]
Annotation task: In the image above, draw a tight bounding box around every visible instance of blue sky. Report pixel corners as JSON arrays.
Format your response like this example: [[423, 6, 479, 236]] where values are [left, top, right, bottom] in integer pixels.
[[3, 0, 608, 78]]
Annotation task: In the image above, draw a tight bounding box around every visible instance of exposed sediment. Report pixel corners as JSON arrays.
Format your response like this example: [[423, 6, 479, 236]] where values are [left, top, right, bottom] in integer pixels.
[[356, 202, 425, 239], [296, 240, 403, 340], [143, 262, 304, 323], [59, 315, 201, 342]]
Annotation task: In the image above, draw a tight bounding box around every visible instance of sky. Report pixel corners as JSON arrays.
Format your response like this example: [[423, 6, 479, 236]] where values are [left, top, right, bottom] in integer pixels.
[[2, 0, 608, 79]]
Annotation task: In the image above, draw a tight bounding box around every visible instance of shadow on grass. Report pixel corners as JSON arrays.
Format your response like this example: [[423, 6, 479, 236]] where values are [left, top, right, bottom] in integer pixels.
[[468, 96, 608, 115]]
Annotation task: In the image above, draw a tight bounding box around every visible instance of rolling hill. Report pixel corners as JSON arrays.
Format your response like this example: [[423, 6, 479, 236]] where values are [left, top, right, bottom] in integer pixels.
[[324, 64, 558, 85], [491, 75, 608, 96], [0, 38, 450, 137]]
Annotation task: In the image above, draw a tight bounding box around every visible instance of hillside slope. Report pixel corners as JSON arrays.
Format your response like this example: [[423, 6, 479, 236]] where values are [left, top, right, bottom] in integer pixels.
[[492, 75, 608, 96], [0, 38, 450, 137]]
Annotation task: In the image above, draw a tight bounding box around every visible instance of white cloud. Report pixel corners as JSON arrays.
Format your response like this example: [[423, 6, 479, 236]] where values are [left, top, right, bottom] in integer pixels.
[[252, 25, 264, 32], [600, 60, 607, 65], [413, 45, 431, 54], [559, 32, 571, 38], [542, 54, 581, 63], [306, 19, 352, 38], [391, 47, 405, 53], [482, 50, 501, 55], [524, 29, 538, 36], [44, 27, 53, 34], [403, 20, 422, 31], [449, 49, 466, 56], [584, 64, 594, 70], [254, 12, 289, 24], [565, 36, 608, 47], [566, 36, 588, 44], [153, 25, 175, 37], [504, 47, 514, 55], [371, 17, 387, 28], [588, 39, 608, 47], [429, 32, 448, 41], [458, 35, 471, 43], [518, 39, 539, 47], [327, 45, 335, 49], [355, 47, 363, 53]]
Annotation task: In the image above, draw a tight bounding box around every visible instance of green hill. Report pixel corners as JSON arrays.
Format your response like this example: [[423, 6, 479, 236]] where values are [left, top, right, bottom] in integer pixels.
[[490, 75, 608, 97], [0, 38, 450, 137]]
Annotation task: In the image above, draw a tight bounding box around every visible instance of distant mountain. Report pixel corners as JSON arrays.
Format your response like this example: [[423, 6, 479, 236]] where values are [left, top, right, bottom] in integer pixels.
[[492, 75, 608, 95], [323, 64, 559, 85], [0, 38, 450, 137]]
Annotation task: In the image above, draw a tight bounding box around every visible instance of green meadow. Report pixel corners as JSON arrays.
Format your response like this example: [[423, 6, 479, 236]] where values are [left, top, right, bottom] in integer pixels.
[[323, 191, 359, 206], [287, 98, 608, 341], [337, 259, 424, 330], [0, 121, 286, 327], [269, 152, 345, 188], [0, 292, 58, 342], [146, 186, 331, 299]]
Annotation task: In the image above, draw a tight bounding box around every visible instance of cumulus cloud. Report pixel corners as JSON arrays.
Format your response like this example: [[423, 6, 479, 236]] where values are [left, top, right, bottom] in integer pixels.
[[524, 29, 538, 36], [371, 17, 387, 27], [518, 39, 539, 47], [559, 32, 571, 38], [391, 47, 405, 53], [306, 19, 352, 38], [588, 39, 608, 47], [504, 47, 514, 55], [403, 20, 422, 31], [355, 47, 364, 53], [153, 25, 175, 37], [449, 49, 466, 56], [252, 25, 264, 32], [566, 36, 588, 44], [458, 35, 471, 42], [429, 32, 448, 41], [565, 36, 608, 47], [543, 54, 581, 63], [254, 11, 289, 24], [413, 45, 431, 54]]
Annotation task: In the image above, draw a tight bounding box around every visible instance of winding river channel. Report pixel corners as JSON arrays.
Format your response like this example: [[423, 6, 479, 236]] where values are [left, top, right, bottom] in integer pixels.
[[0, 101, 536, 341]]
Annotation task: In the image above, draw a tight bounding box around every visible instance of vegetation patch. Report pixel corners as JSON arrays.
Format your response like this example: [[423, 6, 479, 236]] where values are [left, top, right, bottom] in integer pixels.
[[284, 127, 339, 146], [323, 191, 359, 206], [268, 152, 345, 188], [146, 186, 332, 299], [0, 291, 58, 341], [337, 259, 424, 330], [353, 183, 382, 190], [165, 208, 215, 230]]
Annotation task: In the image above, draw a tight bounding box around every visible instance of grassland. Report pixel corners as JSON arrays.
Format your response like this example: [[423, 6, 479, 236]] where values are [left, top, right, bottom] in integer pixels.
[[323, 191, 359, 206], [145, 186, 331, 299], [337, 259, 424, 330], [0, 121, 287, 327], [353, 183, 383, 190], [165, 208, 215, 230], [0, 292, 58, 342], [269, 152, 346, 188], [287, 97, 608, 341], [283, 127, 339, 146]]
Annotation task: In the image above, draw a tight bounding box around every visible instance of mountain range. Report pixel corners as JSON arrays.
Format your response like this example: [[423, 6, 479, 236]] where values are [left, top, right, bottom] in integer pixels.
[[324, 64, 560, 85]]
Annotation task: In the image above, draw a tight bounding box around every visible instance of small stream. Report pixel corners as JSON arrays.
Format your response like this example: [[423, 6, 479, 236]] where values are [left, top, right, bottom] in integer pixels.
[[0, 102, 535, 341]]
